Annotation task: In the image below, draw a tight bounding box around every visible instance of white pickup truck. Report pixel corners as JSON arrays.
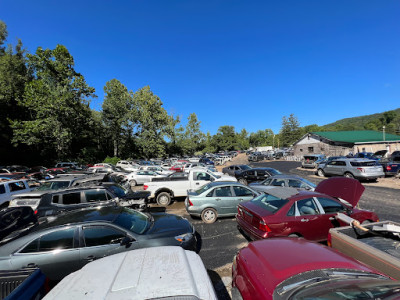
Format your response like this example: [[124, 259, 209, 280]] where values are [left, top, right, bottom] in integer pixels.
[[143, 169, 237, 206]]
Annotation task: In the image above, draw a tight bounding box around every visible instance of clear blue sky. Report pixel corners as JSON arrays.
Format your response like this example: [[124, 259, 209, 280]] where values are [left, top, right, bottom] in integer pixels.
[[1, 0, 399, 134]]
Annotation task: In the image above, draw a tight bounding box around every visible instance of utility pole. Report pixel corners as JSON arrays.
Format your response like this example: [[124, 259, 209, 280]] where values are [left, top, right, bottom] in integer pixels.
[[383, 126, 386, 142]]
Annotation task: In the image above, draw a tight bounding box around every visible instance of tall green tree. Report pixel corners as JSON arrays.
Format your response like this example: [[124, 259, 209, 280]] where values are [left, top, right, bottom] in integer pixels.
[[11, 45, 95, 160], [181, 113, 205, 155], [133, 86, 170, 158], [102, 79, 133, 157], [236, 128, 250, 150], [279, 114, 302, 147], [213, 125, 237, 151]]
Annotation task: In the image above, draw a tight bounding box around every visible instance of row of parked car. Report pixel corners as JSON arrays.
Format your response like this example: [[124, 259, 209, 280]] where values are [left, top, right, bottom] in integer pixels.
[[300, 151, 400, 181], [0, 156, 398, 298]]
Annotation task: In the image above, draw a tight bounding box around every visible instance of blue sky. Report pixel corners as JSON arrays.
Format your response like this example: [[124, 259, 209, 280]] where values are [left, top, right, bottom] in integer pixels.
[[1, 0, 399, 134]]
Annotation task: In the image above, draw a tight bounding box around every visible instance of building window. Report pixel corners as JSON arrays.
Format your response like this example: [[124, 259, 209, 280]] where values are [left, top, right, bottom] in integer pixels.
[[300, 149, 303, 152], [308, 147, 314, 153]]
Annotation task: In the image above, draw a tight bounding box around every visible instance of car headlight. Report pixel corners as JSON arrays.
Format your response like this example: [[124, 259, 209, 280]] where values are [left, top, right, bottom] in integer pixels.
[[175, 233, 193, 243]]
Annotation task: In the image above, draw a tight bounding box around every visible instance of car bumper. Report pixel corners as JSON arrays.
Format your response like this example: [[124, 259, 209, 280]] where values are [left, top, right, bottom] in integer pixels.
[[236, 215, 268, 240], [355, 172, 385, 179]]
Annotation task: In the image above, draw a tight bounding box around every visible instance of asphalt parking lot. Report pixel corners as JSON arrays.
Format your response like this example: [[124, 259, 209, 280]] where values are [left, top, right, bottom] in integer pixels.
[[153, 160, 400, 299]]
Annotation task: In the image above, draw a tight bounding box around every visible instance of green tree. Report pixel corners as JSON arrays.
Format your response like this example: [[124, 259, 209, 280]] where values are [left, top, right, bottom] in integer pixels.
[[213, 125, 237, 151], [181, 113, 205, 155], [279, 114, 302, 147], [236, 128, 250, 150], [133, 86, 170, 158], [11, 45, 95, 160], [102, 79, 133, 157], [0, 20, 7, 54]]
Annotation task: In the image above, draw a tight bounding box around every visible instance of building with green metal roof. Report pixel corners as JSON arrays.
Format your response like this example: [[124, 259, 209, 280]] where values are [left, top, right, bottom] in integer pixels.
[[293, 130, 400, 157]]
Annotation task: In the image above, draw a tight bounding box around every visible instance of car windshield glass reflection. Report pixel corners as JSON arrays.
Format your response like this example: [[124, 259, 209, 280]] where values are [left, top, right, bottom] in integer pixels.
[[113, 208, 150, 234], [292, 279, 400, 300], [251, 194, 288, 213], [269, 169, 282, 176]]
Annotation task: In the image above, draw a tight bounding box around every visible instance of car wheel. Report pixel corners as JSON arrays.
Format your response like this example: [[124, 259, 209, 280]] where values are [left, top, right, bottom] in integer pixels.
[[201, 208, 218, 224], [129, 180, 137, 187], [344, 172, 354, 179], [156, 192, 171, 206], [238, 178, 247, 185], [317, 169, 325, 177]]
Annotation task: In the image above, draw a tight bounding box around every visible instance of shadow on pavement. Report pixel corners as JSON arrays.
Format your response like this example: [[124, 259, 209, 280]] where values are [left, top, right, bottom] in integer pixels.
[[207, 269, 231, 300]]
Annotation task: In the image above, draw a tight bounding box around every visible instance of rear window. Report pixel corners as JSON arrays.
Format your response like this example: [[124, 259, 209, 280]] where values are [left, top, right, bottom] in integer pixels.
[[350, 161, 378, 167], [195, 183, 212, 195], [250, 194, 288, 213], [268, 169, 282, 176]]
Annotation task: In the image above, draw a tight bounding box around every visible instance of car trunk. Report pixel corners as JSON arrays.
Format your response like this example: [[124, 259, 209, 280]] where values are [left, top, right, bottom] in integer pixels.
[[238, 203, 275, 230]]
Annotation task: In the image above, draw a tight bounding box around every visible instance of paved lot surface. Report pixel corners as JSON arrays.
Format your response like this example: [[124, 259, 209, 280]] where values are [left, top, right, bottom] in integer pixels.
[[148, 159, 400, 299]]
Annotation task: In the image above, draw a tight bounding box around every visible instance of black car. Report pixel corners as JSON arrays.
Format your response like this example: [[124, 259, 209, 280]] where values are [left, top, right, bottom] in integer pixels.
[[235, 167, 282, 185], [9, 184, 150, 218], [222, 164, 252, 176], [0, 206, 196, 280], [199, 157, 214, 165]]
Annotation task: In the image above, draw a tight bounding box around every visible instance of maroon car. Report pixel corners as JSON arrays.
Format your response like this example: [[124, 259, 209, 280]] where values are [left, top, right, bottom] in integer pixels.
[[232, 238, 399, 300], [236, 177, 378, 242]]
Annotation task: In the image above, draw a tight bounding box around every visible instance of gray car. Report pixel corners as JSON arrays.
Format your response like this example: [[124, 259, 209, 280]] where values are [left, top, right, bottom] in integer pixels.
[[222, 164, 252, 176], [249, 174, 316, 192], [185, 182, 259, 223], [317, 158, 385, 180], [0, 206, 196, 280]]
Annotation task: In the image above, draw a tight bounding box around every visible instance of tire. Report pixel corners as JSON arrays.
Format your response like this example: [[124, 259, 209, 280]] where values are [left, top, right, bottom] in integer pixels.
[[156, 192, 171, 207], [129, 180, 137, 187], [344, 172, 354, 179], [238, 178, 247, 185], [317, 169, 325, 177], [201, 208, 218, 224]]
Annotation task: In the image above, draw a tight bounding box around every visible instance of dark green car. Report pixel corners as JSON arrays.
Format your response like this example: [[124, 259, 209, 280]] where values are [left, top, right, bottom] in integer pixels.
[[0, 207, 196, 280]]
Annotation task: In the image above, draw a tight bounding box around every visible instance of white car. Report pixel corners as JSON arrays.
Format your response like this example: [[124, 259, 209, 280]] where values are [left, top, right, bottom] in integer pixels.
[[139, 166, 173, 175], [116, 160, 139, 172], [44, 246, 217, 300], [125, 170, 165, 187]]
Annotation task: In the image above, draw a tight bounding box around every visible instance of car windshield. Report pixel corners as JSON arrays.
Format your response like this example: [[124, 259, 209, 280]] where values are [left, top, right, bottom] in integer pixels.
[[37, 181, 70, 190], [107, 184, 127, 198], [300, 178, 316, 188], [291, 279, 400, 299], [195, 183, 212, 195], [113, 208, 150, 234], [268, 169, 282, 176], [250, 194, 288, 213]]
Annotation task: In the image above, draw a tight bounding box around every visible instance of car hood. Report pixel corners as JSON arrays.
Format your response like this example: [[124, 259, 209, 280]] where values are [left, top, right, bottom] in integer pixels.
[[315, 177, 364, 207], [145, 213, 193, 237]]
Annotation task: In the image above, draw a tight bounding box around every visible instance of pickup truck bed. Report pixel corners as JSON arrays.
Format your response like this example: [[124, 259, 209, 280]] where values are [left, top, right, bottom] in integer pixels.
[[329, 221, 400, 279], [151, 177, 189, 182]]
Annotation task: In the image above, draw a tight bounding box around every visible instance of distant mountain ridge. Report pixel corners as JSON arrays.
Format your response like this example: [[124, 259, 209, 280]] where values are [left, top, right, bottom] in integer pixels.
[[320, 108, 400, 132]]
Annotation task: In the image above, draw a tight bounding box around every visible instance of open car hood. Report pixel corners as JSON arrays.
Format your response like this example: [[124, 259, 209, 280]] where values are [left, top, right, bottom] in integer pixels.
[[315, 177, 365, 207]]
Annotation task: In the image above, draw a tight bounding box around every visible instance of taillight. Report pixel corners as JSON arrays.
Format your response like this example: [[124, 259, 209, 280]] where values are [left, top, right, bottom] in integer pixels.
[[34, 210, 38, 215], [258, 220, 271, 232], [143, 185, 148, 190], [188, 199, 193, 206], [237, 207, 242, 215], [327, 233, 332, 247], [357, 167, 365, 172], [387, 165, 392, 171]]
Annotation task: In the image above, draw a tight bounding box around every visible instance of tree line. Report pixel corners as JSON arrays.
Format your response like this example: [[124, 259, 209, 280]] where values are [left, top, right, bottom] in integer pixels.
[[1, 20, 399, 165]]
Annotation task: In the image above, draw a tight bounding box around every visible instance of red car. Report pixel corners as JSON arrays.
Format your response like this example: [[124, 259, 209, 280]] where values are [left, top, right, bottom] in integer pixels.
[[236, 177, 378, 242], [169, 164, 184, 172], [232, 238, 400, 300]]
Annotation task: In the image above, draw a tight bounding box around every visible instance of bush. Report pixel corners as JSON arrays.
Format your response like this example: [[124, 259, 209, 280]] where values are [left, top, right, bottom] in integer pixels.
[[103, 156, 121, 165]]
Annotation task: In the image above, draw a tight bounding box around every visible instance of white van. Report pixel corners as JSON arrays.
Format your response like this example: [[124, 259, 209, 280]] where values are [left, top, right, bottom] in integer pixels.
[[44, 246, 217, 300]]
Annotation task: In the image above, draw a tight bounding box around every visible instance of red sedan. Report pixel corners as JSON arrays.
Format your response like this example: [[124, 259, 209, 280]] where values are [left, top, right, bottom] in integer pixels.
[[236, 177, 378, 242], [232, 238, 399, 300]]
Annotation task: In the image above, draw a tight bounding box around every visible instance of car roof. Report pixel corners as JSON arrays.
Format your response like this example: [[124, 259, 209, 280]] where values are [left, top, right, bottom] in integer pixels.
[[207, 181, 244, 188]]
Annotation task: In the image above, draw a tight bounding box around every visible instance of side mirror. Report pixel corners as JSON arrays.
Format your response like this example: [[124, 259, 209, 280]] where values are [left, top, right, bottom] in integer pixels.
[[120, 236, 134, 247]]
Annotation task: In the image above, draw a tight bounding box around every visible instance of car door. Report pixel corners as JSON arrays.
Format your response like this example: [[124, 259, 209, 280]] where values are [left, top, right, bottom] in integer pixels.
[[192, 171, 211, 189], [255, 170, 269, 182], [314, 197, 348, 236], [243, 170, 256, 183], [232, 186, 256, 205], [212, 186, 237, 215], [11, 227, 81, 280], [291, 198, 327, 241], [78, 225, 138, 269], [324, 161, 340, 175]]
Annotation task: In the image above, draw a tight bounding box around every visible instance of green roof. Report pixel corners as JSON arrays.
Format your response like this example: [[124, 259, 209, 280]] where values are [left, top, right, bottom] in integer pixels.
[[312, 131, 400, 143]]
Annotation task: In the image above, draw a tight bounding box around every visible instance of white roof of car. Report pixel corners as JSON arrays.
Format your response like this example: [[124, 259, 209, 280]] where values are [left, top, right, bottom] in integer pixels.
[[44, 246, 217, 300]]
